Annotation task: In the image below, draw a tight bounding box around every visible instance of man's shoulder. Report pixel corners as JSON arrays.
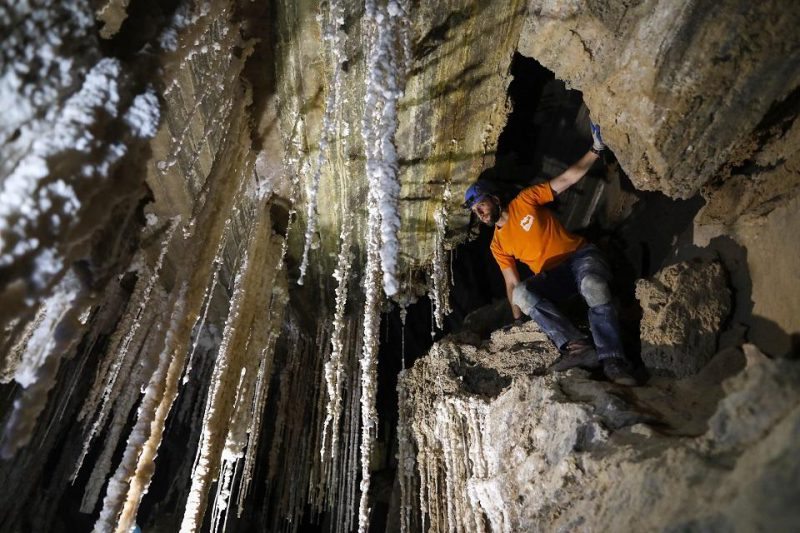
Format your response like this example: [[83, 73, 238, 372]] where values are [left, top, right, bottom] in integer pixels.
[[489, 226, 503, 247], [514, 181, 553, 207]]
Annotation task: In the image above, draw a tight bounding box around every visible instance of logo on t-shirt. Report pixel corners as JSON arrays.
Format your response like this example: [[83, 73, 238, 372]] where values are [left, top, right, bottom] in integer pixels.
[[520, 214, 534, 231]]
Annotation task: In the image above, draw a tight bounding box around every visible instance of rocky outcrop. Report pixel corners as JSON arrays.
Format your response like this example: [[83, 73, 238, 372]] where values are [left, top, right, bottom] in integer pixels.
[[693, 88, 800, 357], [636, 258, 732, 377], [398, 323, 800, 532], [518, 0, 800, 199]]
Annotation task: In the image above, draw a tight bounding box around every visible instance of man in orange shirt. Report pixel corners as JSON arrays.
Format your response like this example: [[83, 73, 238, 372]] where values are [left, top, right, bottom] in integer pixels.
[[464, 124, 635, 385]]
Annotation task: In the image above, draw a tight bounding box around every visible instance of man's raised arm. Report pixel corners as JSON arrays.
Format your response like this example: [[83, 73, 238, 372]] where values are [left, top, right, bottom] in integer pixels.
[[548, 121, 606, 195]]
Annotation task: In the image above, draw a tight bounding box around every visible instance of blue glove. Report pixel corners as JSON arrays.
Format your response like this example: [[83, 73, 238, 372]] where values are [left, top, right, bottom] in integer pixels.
[[590, 120, 606, 153]]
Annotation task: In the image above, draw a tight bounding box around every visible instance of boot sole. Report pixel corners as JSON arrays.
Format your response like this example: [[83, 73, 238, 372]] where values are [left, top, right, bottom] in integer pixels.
[[548, 359, 601, 373], [607, 375, 637, 386]]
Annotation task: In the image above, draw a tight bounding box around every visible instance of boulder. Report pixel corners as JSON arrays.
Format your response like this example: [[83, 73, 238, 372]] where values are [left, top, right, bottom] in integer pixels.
[[636, 258, 732, 377]]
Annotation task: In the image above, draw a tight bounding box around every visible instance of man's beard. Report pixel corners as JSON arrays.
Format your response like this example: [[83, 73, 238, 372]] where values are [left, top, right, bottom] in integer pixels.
[[481, 202, 500, 226]]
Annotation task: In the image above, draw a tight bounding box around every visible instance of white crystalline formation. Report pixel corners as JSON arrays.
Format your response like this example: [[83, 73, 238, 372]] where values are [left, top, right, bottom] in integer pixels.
[[320, 215, 355, 467], [298, 0, 347, 285], [354, 1, 412, 530], [362, 0, 412, 298], [0, 51, 160, 301], [431, 185, 452, 331], [0, 272, 86, 459]]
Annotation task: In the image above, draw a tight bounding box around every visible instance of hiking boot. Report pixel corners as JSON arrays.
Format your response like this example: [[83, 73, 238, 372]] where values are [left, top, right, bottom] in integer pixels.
[[602, 357, 636, 386], [548, 340, 600, 372]]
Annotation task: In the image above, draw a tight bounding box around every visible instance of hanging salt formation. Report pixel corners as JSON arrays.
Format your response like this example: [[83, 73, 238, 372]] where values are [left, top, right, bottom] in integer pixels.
[[298, 0, 347, 286], [181, 199, 287, 532], [357, 192, 383, 533], [362, 0, 412, 298], [0, 271, 87, 459], [354, 0, 412, 529], [93, 282, 188, 533], [396, 370, 416, 533], [431, 185, 452, 331], [73, 219, 180, 482], [320, 215, 355, 466]]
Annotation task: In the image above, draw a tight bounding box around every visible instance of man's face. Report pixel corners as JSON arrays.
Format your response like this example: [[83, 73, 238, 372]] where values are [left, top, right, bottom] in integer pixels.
[[471, 197, 500, 226]]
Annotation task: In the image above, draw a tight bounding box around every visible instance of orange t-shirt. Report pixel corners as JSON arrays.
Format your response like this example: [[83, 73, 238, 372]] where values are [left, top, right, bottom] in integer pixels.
[[490, 182, 585, 274]]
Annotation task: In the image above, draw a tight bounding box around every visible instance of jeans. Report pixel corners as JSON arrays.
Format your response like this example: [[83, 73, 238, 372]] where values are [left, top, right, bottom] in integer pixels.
[[511, 244, 625, 360]]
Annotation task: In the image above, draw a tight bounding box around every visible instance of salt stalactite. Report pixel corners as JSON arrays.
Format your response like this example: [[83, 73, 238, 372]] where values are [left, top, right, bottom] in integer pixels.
[[78, 297, 165, 514], [345, 350, 363, 533], [320, 215, 355, 466], [397, 342, 503, 532], [209, 366, 250, 533], [73, 219, 179, 477], [181, 200, 282, 532], [0, 271, 86, 458], [355, 0, 411, 523], [238, 246, 290, 514], [298, 0, 347, 285], [312, 315, 362, 533], [182, 218, 231, 384], [431, 186, 452, 330], [213, 235, 288, 526], [396, 370, 415, 533], [237, 319, 282, 514], [362, 0, 412, 297], [181, 243, 253, 533], [93, 283, 188, 533], [261, 315, 328, 531], [357, 187, 383, 532], [266, 322, 299, 484]]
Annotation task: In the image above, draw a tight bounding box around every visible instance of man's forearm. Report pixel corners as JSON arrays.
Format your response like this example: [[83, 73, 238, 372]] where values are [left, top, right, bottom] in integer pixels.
[[549, 150, 600, 195], [506, 284, 523, 319]]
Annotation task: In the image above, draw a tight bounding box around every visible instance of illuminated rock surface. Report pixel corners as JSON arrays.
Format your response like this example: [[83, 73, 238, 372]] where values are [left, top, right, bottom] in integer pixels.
[[0, 0, 798, 531]]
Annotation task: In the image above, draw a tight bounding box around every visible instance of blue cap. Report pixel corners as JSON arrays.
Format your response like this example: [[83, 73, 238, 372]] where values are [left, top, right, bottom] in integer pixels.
[[463, 180, 494, 209]]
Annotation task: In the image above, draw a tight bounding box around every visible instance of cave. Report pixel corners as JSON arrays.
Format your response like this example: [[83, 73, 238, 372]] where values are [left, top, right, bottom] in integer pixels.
[[1, 1, 800, 532]]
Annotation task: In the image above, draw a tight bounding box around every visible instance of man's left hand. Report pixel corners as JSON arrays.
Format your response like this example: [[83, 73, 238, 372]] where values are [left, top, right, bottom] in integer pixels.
[[501, 316, 528, 332]]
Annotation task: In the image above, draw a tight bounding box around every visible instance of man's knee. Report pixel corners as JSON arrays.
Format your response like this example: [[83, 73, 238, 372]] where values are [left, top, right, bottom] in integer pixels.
[[512, 283, 540, 314], [580, 274, 611, 307]]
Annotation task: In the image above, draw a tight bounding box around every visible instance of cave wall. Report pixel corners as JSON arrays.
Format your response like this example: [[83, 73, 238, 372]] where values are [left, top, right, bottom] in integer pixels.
[[0, 0, 799, 531], [694, 93, 800, 356]]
